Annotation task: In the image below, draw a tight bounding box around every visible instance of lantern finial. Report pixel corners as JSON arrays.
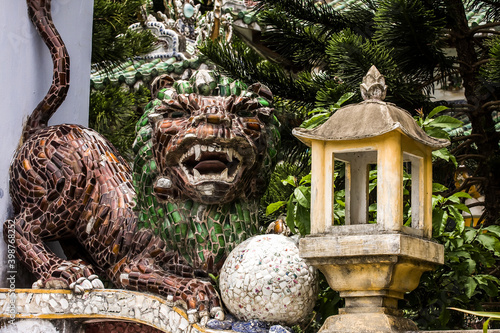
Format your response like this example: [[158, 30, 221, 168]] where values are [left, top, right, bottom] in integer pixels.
[[360, 65, 387, 101]]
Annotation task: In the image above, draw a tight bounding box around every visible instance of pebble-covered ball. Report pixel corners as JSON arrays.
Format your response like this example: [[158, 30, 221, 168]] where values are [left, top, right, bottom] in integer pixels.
[[219, 234, 318, 325]]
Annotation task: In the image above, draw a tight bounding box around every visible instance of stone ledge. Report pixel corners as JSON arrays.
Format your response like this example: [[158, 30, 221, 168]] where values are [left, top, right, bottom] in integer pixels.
[[0, 288, 212, 333]]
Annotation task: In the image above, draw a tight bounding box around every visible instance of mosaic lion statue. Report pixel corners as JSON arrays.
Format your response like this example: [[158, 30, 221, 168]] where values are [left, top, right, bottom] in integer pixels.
[[5, 0, 279, 324]]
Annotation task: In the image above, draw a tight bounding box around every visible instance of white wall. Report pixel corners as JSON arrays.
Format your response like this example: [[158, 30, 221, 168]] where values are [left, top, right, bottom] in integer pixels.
[[0, 0, 94, 287]]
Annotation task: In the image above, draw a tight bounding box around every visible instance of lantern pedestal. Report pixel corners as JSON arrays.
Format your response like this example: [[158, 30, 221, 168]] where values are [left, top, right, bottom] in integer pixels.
[[300, 233, 444, 332], [320, 313, 417, 333]]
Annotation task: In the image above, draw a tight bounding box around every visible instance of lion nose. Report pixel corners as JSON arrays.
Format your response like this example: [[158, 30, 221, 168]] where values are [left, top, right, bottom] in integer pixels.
[[192, 114, 231, 127]]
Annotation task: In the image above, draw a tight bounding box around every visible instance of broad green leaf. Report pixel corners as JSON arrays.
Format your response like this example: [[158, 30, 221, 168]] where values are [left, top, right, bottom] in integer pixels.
[[477, 234, 500, 255], [429, 115, 463, 129], [453, 203, 471, 214], [449, 191, 472, 200], [299, 173, 312, 185], [294, 186, 311, 208], [432, 148, 457, 167], [448, 205, 465, 233], [448, 250, 471, 259], [300, 113, 330, 129], [485, 225, 500, 237], [432, 195, 444, 209], [433, 183, 448, 192], [266, 201, 287, 215], [282, 175, 296, 187], [427, 105, 449, 119], [296, 204, 311, 235], [465, 228, 478, 242], [433, 208, 447, 236], [333, 92, 355, 108], [464, 276, 478, 298], [466, 258, 477, 274], [425, 127, 451, 140]]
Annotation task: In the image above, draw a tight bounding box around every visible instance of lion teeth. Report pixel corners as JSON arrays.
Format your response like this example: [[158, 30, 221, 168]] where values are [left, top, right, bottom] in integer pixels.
[[227, 149, 233, 162], [221, 168, 228, 180], [193, 169, 202, 179], [208, 146, 215, 152], [201, 145, 207, 152], [195, 145, 201, 161]]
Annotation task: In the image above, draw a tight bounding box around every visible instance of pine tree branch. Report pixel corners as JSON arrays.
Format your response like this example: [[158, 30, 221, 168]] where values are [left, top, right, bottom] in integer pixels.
[[469, 22, 500, 35]]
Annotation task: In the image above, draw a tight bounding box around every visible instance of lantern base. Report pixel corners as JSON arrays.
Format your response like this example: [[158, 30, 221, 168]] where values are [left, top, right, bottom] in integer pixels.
[[300, 233, 444, 332], [319, 312, 418, 333]]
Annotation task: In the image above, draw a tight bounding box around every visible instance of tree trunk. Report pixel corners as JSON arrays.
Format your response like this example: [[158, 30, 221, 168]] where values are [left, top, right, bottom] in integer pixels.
[[445, 0, 500, 226]]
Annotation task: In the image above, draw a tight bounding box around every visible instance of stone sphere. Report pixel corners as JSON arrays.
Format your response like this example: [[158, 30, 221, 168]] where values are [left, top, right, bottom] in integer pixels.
[[219, 234, 318, 325]]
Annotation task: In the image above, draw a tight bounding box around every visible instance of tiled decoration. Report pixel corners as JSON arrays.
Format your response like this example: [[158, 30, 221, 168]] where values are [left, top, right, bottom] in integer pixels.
[[8, 68, 279, 323], [85, 322, 165, 333], [6, 0, 317, 330], [219, 235, 317, 326], [133, 70, 280, 275], [0, 289, 203, 333]]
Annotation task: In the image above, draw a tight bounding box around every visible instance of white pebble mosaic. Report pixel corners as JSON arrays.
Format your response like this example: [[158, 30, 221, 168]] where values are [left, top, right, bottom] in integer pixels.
[[219, 235, 318, 325]]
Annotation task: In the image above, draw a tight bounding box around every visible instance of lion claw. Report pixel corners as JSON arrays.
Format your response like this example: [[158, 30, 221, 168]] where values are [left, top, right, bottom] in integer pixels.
[[70, 275, 104, 294], [187, 309, 199, 324]]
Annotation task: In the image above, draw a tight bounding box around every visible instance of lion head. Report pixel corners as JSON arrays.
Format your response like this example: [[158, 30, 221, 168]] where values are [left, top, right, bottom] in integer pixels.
[[133, 70, 280, 205]]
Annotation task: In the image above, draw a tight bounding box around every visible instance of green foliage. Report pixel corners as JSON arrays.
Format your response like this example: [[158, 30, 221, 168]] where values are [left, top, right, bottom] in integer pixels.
[[92, 0, 156, 69], [326, 29, 430, 108], [89, 0, 157, 160], [301, 92, 355, 129], [199, 37, 329, 108], [481, 36, 500, 83], [373, 0, 448, 83], [265, 92, 355, 235], [89, 85, 151, 161], [202, 0, 500, 226], [406, 216, 500, 329], [414, 106, 463, 167]]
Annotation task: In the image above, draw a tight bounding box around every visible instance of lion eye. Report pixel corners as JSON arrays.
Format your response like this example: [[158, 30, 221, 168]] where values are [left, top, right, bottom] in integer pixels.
[[237, 110, 254, 118], [170, 111, 188, 118]]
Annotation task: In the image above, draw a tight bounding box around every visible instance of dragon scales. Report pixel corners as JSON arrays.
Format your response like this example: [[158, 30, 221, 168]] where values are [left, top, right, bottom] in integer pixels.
[[5, 0, 279, 324]]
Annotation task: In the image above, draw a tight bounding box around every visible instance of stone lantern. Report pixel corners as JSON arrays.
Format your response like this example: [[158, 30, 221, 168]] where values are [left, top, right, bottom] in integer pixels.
[[293, 66, 447, 332]]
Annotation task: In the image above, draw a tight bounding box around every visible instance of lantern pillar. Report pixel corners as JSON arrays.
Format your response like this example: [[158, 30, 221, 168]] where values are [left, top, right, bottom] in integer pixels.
[[377, 131, 403, 232]]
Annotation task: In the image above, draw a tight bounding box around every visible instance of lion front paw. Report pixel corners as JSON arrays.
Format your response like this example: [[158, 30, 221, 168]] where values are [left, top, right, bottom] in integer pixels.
[[33, 259, 103, 292], [182, 278, 224, 325]]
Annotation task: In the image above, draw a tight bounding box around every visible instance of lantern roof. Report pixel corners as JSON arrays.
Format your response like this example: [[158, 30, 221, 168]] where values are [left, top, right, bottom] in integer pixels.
[[293, 66, 450, 150]]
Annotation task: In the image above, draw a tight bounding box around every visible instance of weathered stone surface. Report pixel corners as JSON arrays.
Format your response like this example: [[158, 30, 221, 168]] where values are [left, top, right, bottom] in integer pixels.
[[0, 289, 204, 333], [300, 234, 444, 265], [300, 233, 443, 330], [319, 313, 418, 333]]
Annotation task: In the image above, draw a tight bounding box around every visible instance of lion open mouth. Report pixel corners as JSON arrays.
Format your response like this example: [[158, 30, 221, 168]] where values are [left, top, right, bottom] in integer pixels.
[[179, 144, 242, 184]]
